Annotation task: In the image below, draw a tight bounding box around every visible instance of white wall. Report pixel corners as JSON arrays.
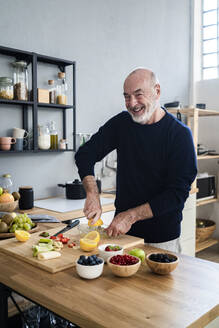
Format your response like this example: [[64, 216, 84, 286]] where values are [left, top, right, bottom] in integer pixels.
[[0, 0, 192, 199]]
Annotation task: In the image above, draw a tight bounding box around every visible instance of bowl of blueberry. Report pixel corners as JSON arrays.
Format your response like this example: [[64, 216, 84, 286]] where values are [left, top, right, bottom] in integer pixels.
[[76, 255, 104, 279], [145, 253, 179, 275], [98, 244, 124, 263], [107, 254, 141, 277]]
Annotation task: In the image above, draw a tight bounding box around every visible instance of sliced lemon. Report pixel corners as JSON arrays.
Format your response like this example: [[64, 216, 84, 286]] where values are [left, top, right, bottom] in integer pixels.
[[80, 238, 97, 252], [84, 231, 100, 244], [15, 230, 30, 242], [88, 218, 103, 227]]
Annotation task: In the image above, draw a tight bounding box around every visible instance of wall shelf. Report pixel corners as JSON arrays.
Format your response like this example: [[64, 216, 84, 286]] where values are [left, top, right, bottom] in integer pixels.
[[195, 238, 218, 253], [196, 198, 218, 207], [0, 44, 76, 152]]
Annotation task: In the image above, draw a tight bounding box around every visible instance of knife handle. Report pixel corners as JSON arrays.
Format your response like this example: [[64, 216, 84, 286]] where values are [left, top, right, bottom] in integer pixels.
[[53, 219, 80, 236]]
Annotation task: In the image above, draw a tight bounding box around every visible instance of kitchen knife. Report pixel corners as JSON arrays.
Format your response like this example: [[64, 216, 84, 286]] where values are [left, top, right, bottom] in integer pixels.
[[53, 219, 80, 236], [28, 214, 61, 223]]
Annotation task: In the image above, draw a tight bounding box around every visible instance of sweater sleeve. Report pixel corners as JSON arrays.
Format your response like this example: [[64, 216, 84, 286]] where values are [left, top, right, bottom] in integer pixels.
[[148, 126, 197, 217], [75, 115, 119, 180]]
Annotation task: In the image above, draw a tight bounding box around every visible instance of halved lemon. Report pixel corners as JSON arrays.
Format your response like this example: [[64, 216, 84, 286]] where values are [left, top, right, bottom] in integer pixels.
[[84, 231, 100, 244], [80, 238, 97, 252], [15, 230, 30, 242], [88, 218, 103, 227]]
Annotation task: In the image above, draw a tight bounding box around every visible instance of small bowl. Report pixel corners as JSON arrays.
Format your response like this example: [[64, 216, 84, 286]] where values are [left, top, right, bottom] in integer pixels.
[[76, 257, 104, 279], [107, 255, 141, 277], [98, 244, 124, 263], [145, 253, 179, 275]]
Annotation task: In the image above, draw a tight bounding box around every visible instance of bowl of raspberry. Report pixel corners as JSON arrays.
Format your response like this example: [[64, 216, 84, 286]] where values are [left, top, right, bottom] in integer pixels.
[[107, 254, 141, 277], [98, 244, 124, 263], [145, 253, 179, 275]]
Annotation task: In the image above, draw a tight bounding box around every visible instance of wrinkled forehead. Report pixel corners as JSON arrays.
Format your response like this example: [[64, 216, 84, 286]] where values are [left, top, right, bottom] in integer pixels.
[[123, 73, 152, 94]]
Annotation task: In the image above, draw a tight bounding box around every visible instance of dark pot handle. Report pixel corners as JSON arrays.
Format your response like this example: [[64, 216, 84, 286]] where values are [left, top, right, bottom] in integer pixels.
[[57, 184, 66, 188]]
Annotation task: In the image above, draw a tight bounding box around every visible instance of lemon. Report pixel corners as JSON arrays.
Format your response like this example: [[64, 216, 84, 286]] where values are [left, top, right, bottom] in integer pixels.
[[84, 231, 100, 244], [15, 230, 30, 242], [80, 238, 97, 252], [88, 218, 103, 227]]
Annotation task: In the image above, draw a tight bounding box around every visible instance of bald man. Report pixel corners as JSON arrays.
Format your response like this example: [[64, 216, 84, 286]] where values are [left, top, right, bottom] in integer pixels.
[[75, 68, 197, 252]]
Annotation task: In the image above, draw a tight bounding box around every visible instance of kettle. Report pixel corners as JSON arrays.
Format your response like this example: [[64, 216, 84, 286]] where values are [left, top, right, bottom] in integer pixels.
[[58, 179, 86, 199]]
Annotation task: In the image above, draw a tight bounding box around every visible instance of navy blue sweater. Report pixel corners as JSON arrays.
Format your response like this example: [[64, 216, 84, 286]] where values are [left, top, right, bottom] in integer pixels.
[[75, 109, 197, 242]]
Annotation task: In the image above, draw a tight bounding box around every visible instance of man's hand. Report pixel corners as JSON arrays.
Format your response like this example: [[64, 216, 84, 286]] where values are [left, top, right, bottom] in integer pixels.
[[83, 192, 102, 224], [106, 209, 136, 237]]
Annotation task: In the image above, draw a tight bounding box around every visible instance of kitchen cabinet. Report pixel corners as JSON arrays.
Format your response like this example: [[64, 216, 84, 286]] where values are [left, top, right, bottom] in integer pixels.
[[169, 107, 219, 253], [0, 45, 76, 152]]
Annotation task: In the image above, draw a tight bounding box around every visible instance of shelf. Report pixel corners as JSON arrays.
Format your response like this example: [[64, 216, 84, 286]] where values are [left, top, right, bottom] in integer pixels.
[[197, 155, 219, 160], [36, 54, 74, 67], [196, 198, 218, 207], [195, 238, 218, 253], [0, 99, 33, 106], [168, 107, 219, 117], [0, 149, 73, 154], [37, 103, 73, 109]]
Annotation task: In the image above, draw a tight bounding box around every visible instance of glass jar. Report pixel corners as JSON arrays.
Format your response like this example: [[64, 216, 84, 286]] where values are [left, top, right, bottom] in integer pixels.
[[48, 79, 56, 104], [49, 121, 58, 150], [56, 72, 67, 105], [38, 125, 50, 150], [0, 77, 13, 100], [12, 60, 28, 100], [0, 174, 13, 193]]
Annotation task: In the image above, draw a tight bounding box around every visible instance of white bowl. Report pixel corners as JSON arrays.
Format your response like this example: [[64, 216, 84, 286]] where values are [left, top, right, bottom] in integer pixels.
[[98, 244, 124, 263], [76, 257, 104, 279]]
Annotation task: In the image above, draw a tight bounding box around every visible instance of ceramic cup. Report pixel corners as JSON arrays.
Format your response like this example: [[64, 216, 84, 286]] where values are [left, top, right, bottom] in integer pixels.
[[12, 138, 27, 151], [12, 127, 28, 139], [0, 137, 16, 150]]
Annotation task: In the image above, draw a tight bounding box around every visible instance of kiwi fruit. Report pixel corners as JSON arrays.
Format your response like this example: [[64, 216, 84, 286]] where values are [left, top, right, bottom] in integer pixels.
[[12, 191, 20, 201], [0, 222, 8, 233], [1, 213, 14, 226]]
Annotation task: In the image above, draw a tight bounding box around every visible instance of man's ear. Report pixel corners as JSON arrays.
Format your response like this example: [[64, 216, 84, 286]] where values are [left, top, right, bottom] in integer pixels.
[[154, 84, 160, 98]]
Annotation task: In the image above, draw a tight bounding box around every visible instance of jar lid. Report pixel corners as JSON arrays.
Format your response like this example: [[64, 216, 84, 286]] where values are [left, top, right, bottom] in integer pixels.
[[48, 80, 54, 85], [58, 72, 65, 79], [19, 186, 33, 190], [0, 77, 13, 84], [12, 60, 28, 68]]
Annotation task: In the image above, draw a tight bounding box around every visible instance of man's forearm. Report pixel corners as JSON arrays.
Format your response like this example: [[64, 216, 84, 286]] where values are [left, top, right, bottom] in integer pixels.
[[82, 175, 99, 195], [129, 202, 153, 224]]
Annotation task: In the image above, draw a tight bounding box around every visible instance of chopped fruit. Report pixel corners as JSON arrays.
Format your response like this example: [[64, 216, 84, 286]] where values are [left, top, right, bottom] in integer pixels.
[[39, 232, 50, 237], [105, 245, 122, 252], [83, 231, 100, 244], [88, 218, 103, 227], [109, 254, 139, 266], [80, 238, 97, 252], [68, 242, 76, 248], [15, 230, 30, 242]]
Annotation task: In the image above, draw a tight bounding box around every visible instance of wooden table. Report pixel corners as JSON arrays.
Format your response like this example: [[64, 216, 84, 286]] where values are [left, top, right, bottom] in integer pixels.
[[0, 237, 218, 328]]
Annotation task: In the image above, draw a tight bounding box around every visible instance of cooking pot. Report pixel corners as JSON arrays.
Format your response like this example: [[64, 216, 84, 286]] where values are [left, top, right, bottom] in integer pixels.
[[58, 179, 86, 199]]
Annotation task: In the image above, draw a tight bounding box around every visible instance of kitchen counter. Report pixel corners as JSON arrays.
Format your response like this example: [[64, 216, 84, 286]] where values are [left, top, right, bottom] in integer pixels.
[[0, 240, 218, 328]]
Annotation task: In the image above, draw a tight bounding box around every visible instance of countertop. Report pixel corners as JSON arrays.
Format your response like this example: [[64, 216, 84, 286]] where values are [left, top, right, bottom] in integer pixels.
[[0, 240, 218, 328]]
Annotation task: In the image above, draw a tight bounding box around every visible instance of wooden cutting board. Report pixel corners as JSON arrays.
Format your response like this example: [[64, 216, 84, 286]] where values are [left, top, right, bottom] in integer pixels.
[[0, 227, 144, 273]]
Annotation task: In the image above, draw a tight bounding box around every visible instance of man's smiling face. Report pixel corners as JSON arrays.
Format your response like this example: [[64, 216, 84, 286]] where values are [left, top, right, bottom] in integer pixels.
[[123, 71, 160, 124]]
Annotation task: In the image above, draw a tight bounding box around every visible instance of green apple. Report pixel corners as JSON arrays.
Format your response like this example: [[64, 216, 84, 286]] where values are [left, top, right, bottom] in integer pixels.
[[0, 187, 3, 196], [129, 248, 146, 263]]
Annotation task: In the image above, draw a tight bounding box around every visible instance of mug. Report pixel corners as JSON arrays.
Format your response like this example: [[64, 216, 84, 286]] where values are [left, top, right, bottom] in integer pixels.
[[0, 137, 16, 151], [12, 127, 28, 139], [12, 138, 27, 151]]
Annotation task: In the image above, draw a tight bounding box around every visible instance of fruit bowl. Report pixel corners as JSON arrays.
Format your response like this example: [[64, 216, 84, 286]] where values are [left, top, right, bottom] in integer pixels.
[[76, 255, 104, 279], [0, 200, 18, 212], [98, 244, 124, 263], [196, 219, 216, 242], [145, 253, 179, 275], [107, 254, 141, 277]]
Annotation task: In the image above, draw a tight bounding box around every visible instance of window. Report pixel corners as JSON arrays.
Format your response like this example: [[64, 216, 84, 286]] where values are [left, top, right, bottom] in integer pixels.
[[202, 0, 219, 79]]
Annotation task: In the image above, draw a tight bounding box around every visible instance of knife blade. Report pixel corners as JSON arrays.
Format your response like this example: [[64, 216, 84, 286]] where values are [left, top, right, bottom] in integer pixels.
[[53, 219, 80, 236], [28, 214, 61, 223]]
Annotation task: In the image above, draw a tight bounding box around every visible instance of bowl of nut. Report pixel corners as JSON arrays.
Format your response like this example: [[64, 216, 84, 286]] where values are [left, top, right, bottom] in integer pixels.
[[107, 254, 141, 277], [145, 253, 179, 275]]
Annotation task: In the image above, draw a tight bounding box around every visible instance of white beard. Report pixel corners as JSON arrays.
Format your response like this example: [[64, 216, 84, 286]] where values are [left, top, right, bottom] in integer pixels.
[[129, 101, 157, 124]]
